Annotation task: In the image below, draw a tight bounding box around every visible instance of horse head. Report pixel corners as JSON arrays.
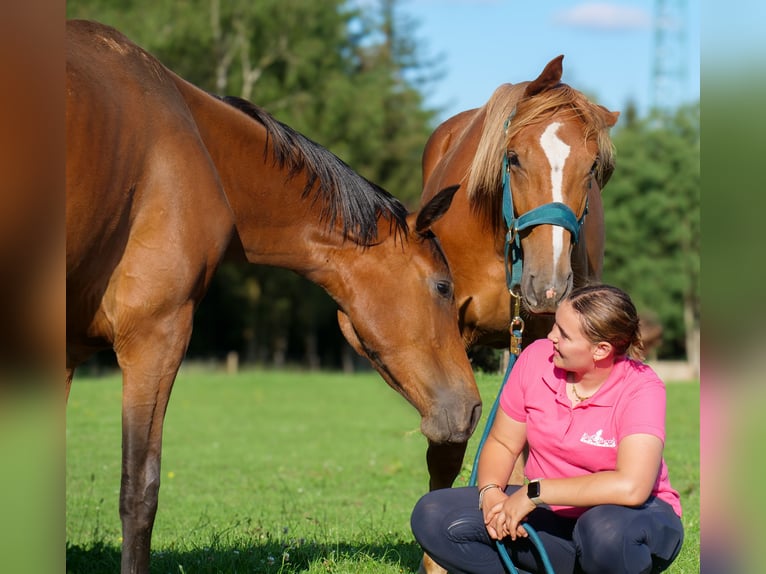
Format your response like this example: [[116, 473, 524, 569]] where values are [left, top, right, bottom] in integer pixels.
[[499, 55, 619, 313], [336, 186, 482, 445]]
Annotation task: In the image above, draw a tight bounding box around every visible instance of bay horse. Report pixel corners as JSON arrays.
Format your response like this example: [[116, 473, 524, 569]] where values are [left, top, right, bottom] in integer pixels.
[[417, 56, 619, 573], [66, 20, 481, 573]]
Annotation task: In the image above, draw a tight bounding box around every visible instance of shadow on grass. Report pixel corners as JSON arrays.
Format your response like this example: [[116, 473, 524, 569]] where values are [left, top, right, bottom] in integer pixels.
[[66, 538, 425, 573]]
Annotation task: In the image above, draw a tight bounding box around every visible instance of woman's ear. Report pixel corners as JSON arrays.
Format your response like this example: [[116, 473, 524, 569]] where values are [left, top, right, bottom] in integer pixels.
[[593, 341, 614, 361]]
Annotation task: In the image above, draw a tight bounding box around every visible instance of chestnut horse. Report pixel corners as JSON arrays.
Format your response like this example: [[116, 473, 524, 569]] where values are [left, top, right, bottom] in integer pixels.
[[417, 56, 619, 573], [66, 20, 481, 573], [422, 55, 619, 350]]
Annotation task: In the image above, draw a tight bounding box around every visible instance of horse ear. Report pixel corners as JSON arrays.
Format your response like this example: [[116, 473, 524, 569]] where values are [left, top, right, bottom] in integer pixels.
[[600, 106, 620, 127], [524, 55, 564, 98], [415, 185, 460, 235]]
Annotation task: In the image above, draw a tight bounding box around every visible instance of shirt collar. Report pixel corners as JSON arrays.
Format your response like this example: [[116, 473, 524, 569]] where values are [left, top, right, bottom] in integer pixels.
[[540, 351, 630, 407]]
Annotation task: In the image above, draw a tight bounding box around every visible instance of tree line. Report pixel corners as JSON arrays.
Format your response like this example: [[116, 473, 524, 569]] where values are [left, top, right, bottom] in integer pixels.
[[67, 0, 699, 368]]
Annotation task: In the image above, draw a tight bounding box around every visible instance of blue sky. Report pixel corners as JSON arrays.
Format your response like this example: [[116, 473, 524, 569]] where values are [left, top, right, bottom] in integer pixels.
[[396, 1, 700, 122]]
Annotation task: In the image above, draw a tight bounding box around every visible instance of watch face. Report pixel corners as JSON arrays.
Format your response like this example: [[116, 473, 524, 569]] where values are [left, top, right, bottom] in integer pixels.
[[527, 481, 541, 498]]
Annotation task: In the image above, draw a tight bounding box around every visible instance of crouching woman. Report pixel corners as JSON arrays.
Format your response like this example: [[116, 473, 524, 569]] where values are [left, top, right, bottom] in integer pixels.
[[411, 284, 684, 574]]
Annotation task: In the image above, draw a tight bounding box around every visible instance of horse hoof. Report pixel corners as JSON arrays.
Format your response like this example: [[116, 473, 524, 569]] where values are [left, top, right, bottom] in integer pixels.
[[419, 553, 448, 574]]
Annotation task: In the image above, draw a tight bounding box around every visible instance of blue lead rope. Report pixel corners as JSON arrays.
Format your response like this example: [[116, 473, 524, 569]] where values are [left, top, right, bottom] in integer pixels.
[[497, 527, 556, 574]]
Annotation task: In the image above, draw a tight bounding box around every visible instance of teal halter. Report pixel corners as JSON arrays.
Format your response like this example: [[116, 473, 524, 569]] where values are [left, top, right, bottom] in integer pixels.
[[501, 111, 588, 292]]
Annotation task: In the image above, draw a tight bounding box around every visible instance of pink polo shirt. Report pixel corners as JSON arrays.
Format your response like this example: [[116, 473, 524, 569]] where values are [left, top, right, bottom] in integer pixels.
[[500, 338, 682, 518]]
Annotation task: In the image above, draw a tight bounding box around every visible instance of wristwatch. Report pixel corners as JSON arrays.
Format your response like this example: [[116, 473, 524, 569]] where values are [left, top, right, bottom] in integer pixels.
[[527, 479, 543, 505]]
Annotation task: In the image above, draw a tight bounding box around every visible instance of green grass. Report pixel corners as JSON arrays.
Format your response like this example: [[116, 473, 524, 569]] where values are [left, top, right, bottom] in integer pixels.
[[66, 369, 699, 573]]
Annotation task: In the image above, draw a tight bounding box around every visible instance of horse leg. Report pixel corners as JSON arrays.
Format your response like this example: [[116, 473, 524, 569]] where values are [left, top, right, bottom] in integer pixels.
[[419, 553, 447, 574], [425, 440, 467, 491], [417, 440, 469, 574], [66, 366, 74, 402], [116, 307, 194, 574]]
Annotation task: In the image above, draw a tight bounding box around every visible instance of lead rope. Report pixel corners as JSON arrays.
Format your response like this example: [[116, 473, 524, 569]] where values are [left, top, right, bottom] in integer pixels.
[[468, 292, 554, 574], [466, 111, 555, 574]]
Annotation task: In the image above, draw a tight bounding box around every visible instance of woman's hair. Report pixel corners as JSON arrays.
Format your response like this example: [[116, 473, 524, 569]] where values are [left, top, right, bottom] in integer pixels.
[[565, 284, 645, 361]]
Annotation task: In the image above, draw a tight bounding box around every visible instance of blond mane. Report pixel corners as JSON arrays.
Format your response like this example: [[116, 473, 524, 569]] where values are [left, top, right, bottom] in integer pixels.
[[466, 83, 616, 230]]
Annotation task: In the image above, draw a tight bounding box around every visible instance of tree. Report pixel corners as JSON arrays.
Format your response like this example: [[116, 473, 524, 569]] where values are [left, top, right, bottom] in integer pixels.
[[602, 103, 700, 363]]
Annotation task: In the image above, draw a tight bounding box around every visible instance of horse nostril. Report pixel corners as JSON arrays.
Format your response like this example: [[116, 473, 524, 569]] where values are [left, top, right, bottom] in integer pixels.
[[545, 288, 556, 300]]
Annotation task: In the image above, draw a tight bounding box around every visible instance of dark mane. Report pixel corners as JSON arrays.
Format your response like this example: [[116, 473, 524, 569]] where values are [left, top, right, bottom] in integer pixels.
[[220, 96, 409, 245]]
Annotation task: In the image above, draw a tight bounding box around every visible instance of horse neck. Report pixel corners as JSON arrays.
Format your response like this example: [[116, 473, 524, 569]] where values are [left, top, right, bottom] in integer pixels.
[[174, 78, 350, 279], [177, 78, 390, 299]]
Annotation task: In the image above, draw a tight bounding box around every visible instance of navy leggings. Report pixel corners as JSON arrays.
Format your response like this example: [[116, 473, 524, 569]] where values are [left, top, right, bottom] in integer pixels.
[[411, 485, 684, 574]]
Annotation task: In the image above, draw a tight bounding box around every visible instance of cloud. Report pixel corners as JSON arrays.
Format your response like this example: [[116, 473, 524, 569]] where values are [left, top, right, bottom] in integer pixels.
[[554, 2, 651, 30]]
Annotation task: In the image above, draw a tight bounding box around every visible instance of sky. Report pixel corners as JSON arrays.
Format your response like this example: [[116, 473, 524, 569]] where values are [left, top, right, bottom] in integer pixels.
[[396, 0, 700, 122]]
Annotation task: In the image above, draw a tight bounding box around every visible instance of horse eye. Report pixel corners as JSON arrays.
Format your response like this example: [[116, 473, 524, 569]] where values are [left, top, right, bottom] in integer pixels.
[[435, 280, 453, 298], [507, 151, 521, 168]]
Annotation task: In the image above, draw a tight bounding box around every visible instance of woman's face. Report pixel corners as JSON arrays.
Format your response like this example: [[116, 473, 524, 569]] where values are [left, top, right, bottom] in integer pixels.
[[547, 300, 598, 374]]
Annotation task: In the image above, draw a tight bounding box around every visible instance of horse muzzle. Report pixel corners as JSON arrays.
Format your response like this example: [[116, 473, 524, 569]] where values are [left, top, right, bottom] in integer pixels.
[[521, 271, 573, 314], [420, 394, 482, 444]]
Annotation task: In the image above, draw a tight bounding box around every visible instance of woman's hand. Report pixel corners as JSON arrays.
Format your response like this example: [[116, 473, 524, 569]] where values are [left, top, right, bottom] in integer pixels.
[[484, 487, 535, 541], [481, 487, 508, 539]]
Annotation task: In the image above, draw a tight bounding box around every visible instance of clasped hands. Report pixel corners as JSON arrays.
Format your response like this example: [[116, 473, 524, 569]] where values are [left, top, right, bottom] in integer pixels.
[[482, 487, 535, 541]]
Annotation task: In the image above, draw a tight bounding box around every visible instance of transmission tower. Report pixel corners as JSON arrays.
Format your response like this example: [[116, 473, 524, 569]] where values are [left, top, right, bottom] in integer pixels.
[[651, 0, 689, 112]]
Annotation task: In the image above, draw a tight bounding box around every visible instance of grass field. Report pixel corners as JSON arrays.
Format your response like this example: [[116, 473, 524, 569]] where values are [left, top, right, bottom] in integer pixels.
[[66, 368, 699, 573]]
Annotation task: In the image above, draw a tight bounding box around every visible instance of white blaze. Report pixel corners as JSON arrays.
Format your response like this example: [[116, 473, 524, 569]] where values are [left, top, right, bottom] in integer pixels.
[[539, 122, 570, 270]]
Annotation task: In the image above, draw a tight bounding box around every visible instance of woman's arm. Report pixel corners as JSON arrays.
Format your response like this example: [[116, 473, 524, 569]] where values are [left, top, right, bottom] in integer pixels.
[[477, 408, 527, 494], [533, 433, 664, 507], [476, 409, 527, 538], [494, 432, 664, 541]]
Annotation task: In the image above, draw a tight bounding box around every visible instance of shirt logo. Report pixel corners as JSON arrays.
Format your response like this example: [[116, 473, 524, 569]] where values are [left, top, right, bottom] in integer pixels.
[[580, 429, 616, 448]]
